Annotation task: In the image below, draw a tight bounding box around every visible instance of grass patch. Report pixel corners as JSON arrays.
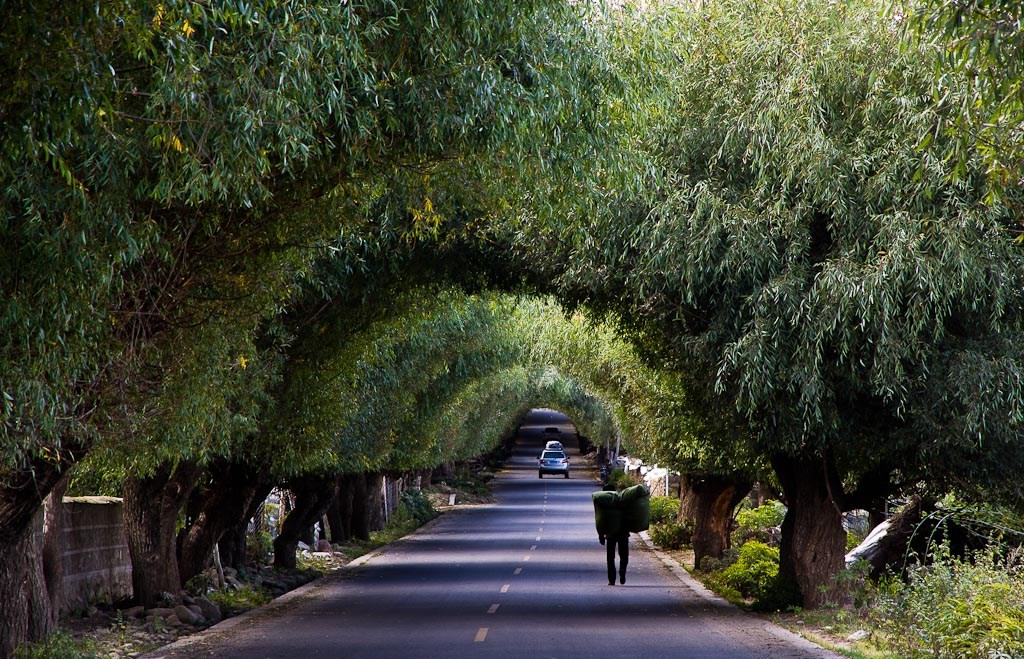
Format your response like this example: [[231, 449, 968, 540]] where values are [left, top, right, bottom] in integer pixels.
[[771, 608, 896, 659], [336, 518, 423, 560], [206, 584, 273, 615], [13, 630, 101, 659]]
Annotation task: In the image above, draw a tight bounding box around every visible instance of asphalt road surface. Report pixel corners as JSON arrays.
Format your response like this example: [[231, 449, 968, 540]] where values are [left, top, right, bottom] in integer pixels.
[[146, 409, 839, 659]]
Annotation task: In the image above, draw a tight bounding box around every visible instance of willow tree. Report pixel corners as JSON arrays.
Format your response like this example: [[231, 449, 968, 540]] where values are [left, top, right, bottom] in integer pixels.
[[0, 0, 626, 649], [510, 0, 1024, 607], [637, 0, 1024, 606], [913, 0, 1024, 197]]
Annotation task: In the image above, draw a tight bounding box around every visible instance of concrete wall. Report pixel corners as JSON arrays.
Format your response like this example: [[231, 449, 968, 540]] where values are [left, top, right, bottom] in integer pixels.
[[58, 496, 132, 613]]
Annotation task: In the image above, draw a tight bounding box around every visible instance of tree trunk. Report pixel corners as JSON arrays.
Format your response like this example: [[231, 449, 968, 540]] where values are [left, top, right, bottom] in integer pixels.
[[219, 522, 247, 570], [679, 474, 751, 570], [325, 475, 353, 543], [300, 523, 316, 547], [0, 513, 51, 659], [350, 473, 371, 541], [41, 476, 70, 620], [123, 461, 201, 607], [273, 474, 339, 570], [772, 454, 847, 609], [365, 472, 386, 532], [178, 460, 270, 586], [0, 449, 80, 657]]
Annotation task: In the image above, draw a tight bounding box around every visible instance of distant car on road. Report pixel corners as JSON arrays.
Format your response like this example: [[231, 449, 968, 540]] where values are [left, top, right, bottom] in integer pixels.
[[538, 450, 570, 478], [545, 440, 563, 451]]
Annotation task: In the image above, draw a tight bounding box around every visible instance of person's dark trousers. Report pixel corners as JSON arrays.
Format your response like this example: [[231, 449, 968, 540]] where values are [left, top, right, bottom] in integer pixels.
[[606, 532, 629, 584]]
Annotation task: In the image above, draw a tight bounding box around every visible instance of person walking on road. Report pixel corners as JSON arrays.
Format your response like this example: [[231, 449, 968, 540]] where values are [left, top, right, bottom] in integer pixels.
[[593, 483, 649, 586], [600, 530, 629, 585]]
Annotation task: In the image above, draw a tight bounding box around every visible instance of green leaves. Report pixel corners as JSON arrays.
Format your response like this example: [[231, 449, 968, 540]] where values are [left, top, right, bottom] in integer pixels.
[[912, 0, 1024, 195]]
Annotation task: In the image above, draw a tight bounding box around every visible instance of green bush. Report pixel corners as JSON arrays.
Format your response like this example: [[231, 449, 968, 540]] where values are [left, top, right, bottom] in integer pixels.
[[247, 530, 273, 563], [13, 630, 98, 659], [396, 488, 437, 525], [699, 547, 739, 573], [649, 520, 693, 549], [649, 496, 678, 525], [874, 548, 1024, 658], [605, 468, 637, 491], [732, 501, 785, 546], [845, 529, 863, 552], [718, 541, 780, 601]]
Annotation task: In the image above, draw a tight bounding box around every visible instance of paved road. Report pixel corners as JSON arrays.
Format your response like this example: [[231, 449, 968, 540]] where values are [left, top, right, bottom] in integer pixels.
[[147, 410, 838, 658]]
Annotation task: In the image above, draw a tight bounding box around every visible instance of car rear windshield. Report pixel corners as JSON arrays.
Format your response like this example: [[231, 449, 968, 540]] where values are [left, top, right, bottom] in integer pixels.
[[541, 451, 566, 459]]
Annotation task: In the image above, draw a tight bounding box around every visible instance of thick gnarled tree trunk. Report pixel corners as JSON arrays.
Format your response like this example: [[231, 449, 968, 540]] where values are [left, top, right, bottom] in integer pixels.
[[0, 516, 52, 659], [679, 473, 751, 570], [772, 454, 846, 609], [350, 473, 371, 541], [123, 461, 201, 607], [219, 484, 275, 570], [325, 473, 357, 543], [178, 460, 272, 586], [365, 473, 386, 532], [0, 453, 78, 657], [273, 474, 340, 570]]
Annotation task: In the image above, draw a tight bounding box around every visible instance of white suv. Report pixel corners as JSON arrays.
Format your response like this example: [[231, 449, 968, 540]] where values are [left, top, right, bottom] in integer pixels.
[[538, 450, 569, 478]]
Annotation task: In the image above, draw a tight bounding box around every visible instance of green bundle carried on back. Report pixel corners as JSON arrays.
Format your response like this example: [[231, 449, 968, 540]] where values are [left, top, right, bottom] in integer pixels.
[[592, 490, 623, 536], [620, 484, 650, 532]]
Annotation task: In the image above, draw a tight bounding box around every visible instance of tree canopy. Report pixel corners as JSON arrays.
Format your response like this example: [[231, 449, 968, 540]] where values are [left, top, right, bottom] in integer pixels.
[[4, 0, 1024, 651]]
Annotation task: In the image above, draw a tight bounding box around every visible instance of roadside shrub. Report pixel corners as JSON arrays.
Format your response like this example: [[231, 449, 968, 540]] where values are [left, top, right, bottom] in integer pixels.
[[184, 572, 216, 595], [699, 547, 739, 573], [247, 530, 273, 563], [396, 488, 436, 525], [13, 630, 98, 659], [874, 548, 1024, 658], [701, 576, 744, 605], [649, 496, 678, 525], [845, 530, 862, 552], [732, 501, 785, 546], [649, 520, 694, 549], [605, 468, 637, 491], [718, 541, 780, 601]]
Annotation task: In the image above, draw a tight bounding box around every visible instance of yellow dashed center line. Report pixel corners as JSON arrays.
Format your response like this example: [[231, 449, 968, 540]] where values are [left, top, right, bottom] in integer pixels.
[[514, 567, 523, 575], [523, 555, 531, 561], [488, 604, 500, 614], [475, 628, 489, 642], [500, 584, 510, 593], [530, 545, 537, 550]]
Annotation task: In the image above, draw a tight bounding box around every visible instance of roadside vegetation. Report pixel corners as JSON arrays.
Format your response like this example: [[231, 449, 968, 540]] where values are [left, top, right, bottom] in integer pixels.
[[647, 494, 1024, 658]]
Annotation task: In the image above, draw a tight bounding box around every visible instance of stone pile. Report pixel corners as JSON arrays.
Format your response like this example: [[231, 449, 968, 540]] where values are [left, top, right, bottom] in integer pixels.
[[122, 593, 223, 632]]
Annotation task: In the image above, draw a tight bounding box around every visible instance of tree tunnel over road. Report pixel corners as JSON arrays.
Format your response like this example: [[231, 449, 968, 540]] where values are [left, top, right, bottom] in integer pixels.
[[144, 417, 838, 659], [6, 0, 1024, 654]]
